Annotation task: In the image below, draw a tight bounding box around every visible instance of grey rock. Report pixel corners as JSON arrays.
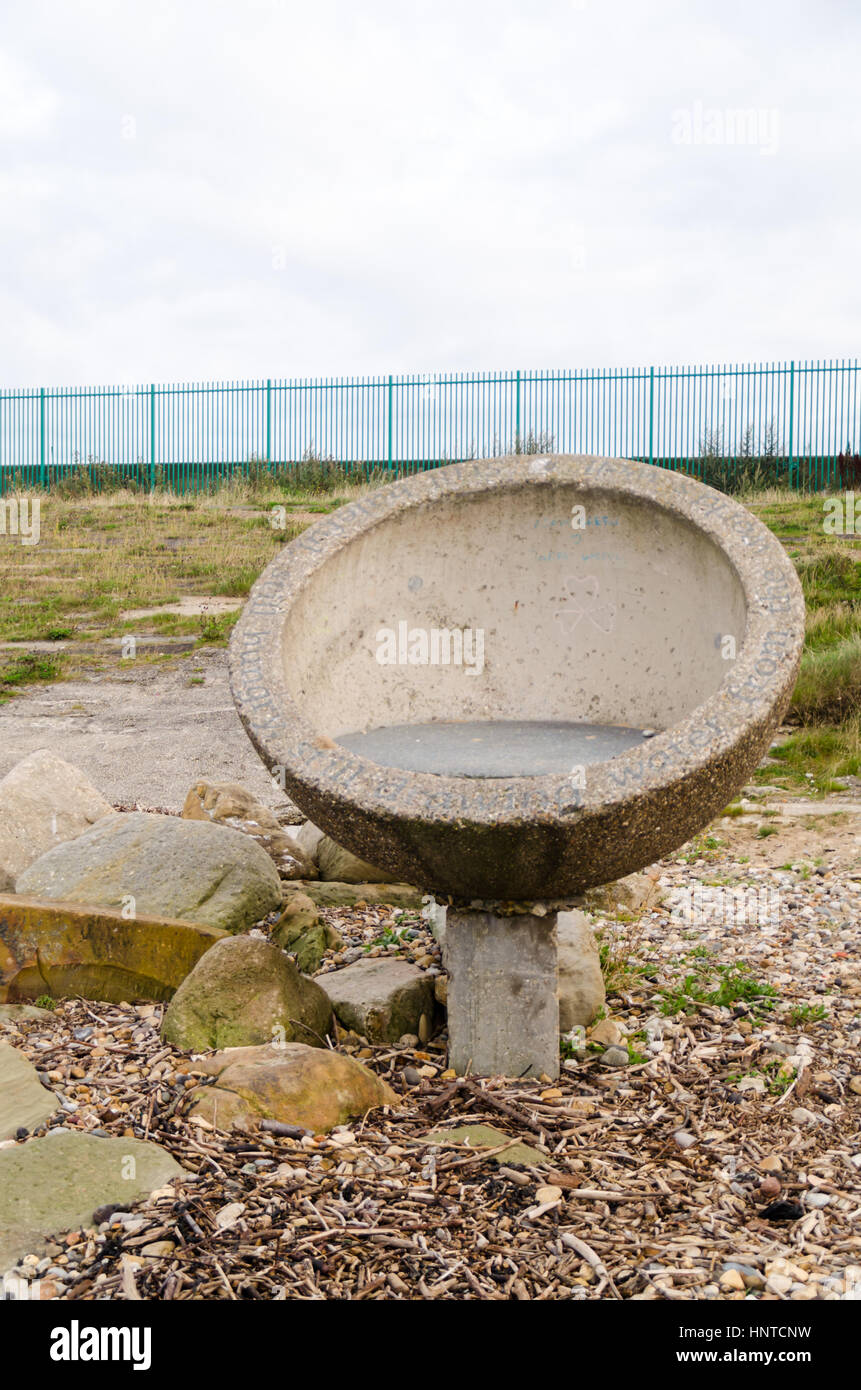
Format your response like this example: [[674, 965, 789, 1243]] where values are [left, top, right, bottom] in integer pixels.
[[0, 1041, 59, 1140], [318, 958, 436, 1044], [0, 749, 115, 888], [0, 1004, 56, 1024], [556, 909, 605, 1030], [16, 811, 281, 934], [0, 1129, 184, 1269], [722, 1262, 765, 1288], [601, 1045, 629, 1068]]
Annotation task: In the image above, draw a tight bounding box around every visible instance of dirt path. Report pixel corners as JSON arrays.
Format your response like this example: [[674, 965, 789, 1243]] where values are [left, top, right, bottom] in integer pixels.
[[0, 649, 298, 816]]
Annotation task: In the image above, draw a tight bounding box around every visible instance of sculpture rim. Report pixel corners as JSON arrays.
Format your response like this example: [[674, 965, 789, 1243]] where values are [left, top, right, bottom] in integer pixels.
[[229, 454, 805, 896]]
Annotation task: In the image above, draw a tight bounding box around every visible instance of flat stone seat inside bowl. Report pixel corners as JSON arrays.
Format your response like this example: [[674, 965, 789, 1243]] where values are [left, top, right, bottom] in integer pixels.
[[336, 719, 650, 778]]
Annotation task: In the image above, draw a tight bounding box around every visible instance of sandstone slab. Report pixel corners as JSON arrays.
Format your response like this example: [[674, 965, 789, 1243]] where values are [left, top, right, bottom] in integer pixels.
[[186, 1042, 397, 1132], [0, 1129, 184, 1271], [161, 935, 332, 1052], [0, 1041, 59, 1139], [16, 811, 281, 934], [318, 957, 436, 1044], [0, 749, 114, 891], [0, 893, 226, 1004]]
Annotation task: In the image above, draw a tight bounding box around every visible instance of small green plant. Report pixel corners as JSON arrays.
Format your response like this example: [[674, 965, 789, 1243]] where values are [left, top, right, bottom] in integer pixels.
[[727, 1063, 796, 1096], [364, 925, 406, 951], [660, 960, 778, 1017], [757, 824, 778, 838], [34, 995, 56, 1011], [196, 611, 238, 645], [786, 1003, 828, 1026], [683, 833, 725, 862]]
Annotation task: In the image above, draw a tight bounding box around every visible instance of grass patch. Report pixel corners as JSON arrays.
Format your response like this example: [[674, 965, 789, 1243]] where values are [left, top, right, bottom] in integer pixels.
[[0, 651, 64, 696], [659, 959, 779, 1017]]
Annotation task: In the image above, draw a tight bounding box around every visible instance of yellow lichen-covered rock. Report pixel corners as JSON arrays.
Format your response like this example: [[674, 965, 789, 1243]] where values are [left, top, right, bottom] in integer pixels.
[[0, 893, 226, 1004], [185, 1042, 398, 1132]]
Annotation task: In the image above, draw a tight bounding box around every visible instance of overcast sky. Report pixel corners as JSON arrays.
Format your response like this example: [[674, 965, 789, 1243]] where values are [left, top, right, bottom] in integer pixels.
[[1, 0, 858, 386]]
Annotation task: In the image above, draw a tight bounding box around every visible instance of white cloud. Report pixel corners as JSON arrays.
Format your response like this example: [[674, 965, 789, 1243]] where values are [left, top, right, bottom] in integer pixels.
[[0, 0, 858, 385]]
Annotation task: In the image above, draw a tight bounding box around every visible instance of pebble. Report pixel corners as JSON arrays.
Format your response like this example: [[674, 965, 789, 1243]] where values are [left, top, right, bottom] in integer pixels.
[[765, 1273, 793, 1295], [673, 1130, 697, 1149], [141, 1241, 176, 1257], [214, 1202, 245, 1230], [849, 1076, 861, 1095], [535, 1184, 563, 1205], [590, 1019, 623, 1046], [791, 1107, 820, 1125], [722, 1262, 764, 1289], [805, 1192, 831, 1208], [719, 1269, 745, 1291], [759, 1155, 782, 1172], [601, 1045, 629, 1068]]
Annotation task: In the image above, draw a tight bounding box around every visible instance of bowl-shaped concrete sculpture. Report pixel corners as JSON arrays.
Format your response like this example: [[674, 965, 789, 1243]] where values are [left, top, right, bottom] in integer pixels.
[[230, 455, 805, 901]]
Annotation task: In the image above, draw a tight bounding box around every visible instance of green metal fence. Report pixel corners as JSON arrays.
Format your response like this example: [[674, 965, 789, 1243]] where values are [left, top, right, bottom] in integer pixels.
[[1, 360, 859, 492]]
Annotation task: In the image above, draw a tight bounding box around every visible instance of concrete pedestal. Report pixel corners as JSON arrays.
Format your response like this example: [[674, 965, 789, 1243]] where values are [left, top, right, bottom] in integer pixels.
[[445, 906, 559, 1079]]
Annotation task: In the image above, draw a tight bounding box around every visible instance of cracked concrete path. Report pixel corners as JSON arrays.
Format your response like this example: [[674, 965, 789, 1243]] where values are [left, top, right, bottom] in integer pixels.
[[0, 649, 300, 817]]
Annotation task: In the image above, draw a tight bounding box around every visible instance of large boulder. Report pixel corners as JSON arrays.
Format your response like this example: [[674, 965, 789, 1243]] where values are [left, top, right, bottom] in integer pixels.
[[0, 750, 115, 892], [161, 935, 332, 1052], [296, 821, 390, 884], [318, 958, 436, 1044], [557, 909, 605, 1030], [16, 812, 282, 934], [0, 893, 226, 1005], [0, 1129, 185, 1271], [181, 779, 317, 880], [0, 1041, 59, 1140], [185, 1042, 397, 1133]]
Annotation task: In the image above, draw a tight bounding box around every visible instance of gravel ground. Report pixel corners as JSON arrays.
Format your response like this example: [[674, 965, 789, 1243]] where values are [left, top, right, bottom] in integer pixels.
[[2, 808, 859, 1302]]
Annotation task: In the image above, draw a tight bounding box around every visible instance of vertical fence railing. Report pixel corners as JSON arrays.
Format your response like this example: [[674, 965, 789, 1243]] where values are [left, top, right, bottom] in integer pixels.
[[0, 362, 858, 493]]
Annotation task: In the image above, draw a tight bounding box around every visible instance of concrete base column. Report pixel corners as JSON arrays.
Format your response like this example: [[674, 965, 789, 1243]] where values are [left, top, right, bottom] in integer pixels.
[[445, 906, 559, 1080]]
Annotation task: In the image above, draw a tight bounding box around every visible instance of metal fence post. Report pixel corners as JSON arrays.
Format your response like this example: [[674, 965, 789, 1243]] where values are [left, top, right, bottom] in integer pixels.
[[39, 386, 46, 490], [266, 377, 272, 470], [149, 383, 156, 490], [387, 374, 393, 469], [648, 366, 655, 466], [515, 369, 521, 451], [787, 359, 795, 488]]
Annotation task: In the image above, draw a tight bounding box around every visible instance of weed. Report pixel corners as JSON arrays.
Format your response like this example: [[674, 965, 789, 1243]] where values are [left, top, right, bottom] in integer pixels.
[[659, 959, 778, 1017], [786, 1003, 828, 1025]]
